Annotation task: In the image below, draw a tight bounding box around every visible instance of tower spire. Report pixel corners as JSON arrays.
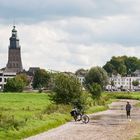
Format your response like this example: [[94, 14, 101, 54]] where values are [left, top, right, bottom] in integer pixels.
[[13, 19, 15, 27], [6, 25, 23, 73]]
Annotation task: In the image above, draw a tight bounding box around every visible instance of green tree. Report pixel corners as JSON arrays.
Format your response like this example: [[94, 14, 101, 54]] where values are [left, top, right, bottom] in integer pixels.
[[89, 83, 102, 99], [75, 68, 87, 76], [103, 56, 140, 76], [85, 66, 108, 90], [16, 73, 29, 86], [4, 77, 25, 92], [32, 69, 51, 89], [103, 62, 114, 76], [132, 80, 139, 87], [124, 57, 140, 74], [110, 56, 127, 76], [52, 73, 82, 105]]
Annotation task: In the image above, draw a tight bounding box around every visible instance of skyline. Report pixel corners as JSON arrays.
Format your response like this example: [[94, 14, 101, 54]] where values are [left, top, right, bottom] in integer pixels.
[[1, 0, 140, 72]]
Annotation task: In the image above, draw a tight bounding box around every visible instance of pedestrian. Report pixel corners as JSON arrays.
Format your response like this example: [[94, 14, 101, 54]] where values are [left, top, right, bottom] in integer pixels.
[[126, 101, 131, 119]]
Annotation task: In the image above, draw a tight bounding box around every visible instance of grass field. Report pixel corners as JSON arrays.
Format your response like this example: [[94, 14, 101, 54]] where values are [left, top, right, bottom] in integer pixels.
[[1, 92, 140, 140], [0, 93, 72, 140], [0, 92, 113, 140]]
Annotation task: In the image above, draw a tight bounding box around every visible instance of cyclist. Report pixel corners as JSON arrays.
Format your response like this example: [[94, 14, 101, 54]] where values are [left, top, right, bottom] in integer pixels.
[[70, 107, 79, 121]]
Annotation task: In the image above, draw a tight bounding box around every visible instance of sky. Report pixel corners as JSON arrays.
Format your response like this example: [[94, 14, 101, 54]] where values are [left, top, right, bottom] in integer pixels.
[[1, 0, 140, 72]]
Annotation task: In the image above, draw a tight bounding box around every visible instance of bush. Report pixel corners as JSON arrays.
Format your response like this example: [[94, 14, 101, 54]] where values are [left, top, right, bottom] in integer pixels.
[[4, 77, 25, 92], [89, 83, 102, 99], [52, 73, 82, 105]]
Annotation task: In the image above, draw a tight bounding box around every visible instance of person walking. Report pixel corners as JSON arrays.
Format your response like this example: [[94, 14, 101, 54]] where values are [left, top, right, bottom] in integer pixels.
[[126, 101, 131, 119]]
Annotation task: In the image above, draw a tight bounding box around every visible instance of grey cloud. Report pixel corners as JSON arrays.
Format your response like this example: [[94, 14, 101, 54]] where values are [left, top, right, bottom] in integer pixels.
[[0, 0, 138, 23], [55, 16, 140, 46]]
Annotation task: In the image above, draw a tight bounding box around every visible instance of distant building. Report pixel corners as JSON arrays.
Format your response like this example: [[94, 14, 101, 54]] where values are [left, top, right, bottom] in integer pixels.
[[133, 70, 140, 77], [106, 73, 140, 91], [0, 70, 16, 90], [75, 69, 87, 85], [27, 67, 40, 76], [6, 26, 23, 73]]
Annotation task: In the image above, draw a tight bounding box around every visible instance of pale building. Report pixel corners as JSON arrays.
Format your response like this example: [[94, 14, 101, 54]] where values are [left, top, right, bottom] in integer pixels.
[[106, 74, 140, 91], [0, 71, 16, 90]]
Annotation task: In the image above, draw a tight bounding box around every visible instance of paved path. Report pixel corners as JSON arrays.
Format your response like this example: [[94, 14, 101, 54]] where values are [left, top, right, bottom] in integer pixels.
[[25, 99, 140, 140]]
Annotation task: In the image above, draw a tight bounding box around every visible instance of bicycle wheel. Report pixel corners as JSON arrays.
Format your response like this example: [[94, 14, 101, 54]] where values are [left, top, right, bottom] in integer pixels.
[[81, 115, 89, 123]]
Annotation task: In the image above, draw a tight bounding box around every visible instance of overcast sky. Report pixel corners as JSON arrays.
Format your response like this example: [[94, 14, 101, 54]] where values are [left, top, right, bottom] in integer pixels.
[[1, 0, 140, 72]]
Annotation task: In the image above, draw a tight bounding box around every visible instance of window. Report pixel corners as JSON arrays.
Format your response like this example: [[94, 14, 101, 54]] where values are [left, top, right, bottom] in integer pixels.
[[4, 78, 7, 82], [0, 78, 2, 82]]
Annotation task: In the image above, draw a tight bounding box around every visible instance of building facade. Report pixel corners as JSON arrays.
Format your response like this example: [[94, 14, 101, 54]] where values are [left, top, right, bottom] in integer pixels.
[[0, 71, 16, 90], [6, 26, 23, 73], [106, 74, 140, 91]]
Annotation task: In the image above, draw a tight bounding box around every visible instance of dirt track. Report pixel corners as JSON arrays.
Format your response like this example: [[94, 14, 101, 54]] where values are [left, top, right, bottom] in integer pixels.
[[25, 99, 140, 140]]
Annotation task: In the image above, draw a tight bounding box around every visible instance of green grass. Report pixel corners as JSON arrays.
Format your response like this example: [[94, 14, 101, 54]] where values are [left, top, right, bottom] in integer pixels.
[[0, 93, 71, 140], [1, 92, 140, 140], [86, 105, 108, 114], [103, 92, 140, 100]]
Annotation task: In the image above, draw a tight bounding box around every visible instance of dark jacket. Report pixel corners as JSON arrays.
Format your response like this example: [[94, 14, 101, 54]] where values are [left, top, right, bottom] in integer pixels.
[[126, 104, 131, 111]]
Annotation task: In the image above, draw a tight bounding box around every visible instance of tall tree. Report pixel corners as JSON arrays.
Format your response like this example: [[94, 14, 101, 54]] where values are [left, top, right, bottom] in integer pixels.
[[32, 69, 51, 89], [16, 73, 29, 86], [124, 57, 140, 74], [75, 68, 87, 76], [85, 66, 108, 90], [103, 56, 140, 76], [52, 73, 82, 105]]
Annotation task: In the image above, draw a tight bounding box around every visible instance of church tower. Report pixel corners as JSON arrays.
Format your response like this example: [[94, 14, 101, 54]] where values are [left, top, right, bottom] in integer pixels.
[[6, 26, 23, 73]]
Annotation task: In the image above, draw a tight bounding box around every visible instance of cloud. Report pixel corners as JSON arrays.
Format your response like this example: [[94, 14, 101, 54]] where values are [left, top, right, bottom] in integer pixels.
[[1, 18, 140, 72], [0, 0, 140, 23], [1, 1, 140, 72]]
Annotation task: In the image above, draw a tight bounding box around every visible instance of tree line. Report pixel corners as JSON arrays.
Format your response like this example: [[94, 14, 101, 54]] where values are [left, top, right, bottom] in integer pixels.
[[103, 56, 140, 76], [3, 55, 140, 110]]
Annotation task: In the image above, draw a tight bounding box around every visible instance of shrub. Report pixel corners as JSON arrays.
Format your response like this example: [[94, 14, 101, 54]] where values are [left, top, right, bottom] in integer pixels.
[[89, 83, 102, 99], [52, 73, 82, 105], [4, 77, 25, 92]]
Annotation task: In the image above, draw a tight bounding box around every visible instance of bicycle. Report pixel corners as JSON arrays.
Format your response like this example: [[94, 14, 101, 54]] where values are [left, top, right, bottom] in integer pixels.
[[70, 110, 89, 124]]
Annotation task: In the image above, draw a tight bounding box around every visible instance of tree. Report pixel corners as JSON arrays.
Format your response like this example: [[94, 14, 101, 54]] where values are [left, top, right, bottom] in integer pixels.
[[132, 80, 139, 87], [103, 62, 114, 76], [124, 57, 140, 74], [75, 68, 87, 76], [16, 73, 29, 86], [4, 76, 25, 92], [85, 66, 108, 90], [103, 56, 140, 76], [52, 73, 82, 105], [89, 83, 102, 99], [32, 69, 51, 89]]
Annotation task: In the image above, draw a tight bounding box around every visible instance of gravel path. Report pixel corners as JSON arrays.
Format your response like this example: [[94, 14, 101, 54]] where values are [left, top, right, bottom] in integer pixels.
[[25, 99, 140, 140]]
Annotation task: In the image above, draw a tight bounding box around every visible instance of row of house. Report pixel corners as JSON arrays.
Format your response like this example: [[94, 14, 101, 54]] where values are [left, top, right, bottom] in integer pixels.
[[75, 69, 140, 91], [106, 70, 140, 91], [106, 74, 140, 91]]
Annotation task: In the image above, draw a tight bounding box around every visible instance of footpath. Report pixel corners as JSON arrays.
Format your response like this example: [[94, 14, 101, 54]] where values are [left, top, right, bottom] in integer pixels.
[[25, 99, 140, 140]]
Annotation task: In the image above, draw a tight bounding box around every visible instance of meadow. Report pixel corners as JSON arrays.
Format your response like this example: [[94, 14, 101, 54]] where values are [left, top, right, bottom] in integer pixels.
[[0, 92, 108, 140], [1, 92, 140, 140], [0, 93, 72, 140]]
